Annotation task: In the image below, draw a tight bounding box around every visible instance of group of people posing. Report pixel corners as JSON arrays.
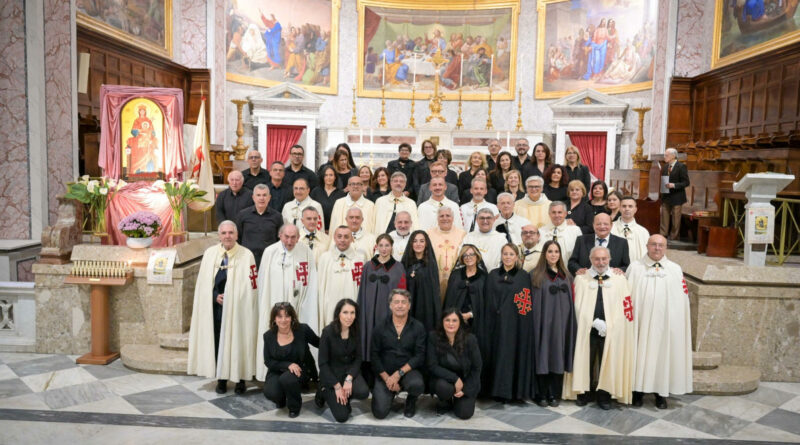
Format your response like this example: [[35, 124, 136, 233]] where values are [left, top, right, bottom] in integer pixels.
[[190, 139, 693, 423]]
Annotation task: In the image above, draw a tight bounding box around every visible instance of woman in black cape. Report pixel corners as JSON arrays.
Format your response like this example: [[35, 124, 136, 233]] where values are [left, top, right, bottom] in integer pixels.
[[443, 245, 488, 333], [401, 230, 441, 333]]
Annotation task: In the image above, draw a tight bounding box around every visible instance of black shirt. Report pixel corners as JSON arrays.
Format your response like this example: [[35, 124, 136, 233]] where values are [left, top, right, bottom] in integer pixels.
[[241, 168, 270, 190], [565, 164, 591, 192], [512, 155, 529, 172], [214, 187, 252, 223], [371, 316, 427, 375], [263, 323, 319, 377], [284, 165, 319, 190], [310, 187, 346, 231], [567, 199, 595, 234], [235, 205, 283, 265], [267, 181, 291, 213], [544, 184, 568, 203], [387, 158, 416, 195], [318, 324, 362, 389], [426, 333, 482, 398], [366, 188, 390, 202]]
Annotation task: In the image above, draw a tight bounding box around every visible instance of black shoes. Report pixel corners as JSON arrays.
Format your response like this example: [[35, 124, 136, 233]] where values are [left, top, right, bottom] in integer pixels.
[[234, 381, 246, 395], [435, 400, 451, 415], [632, 391, 644, 407], [288, 410, 300, 418], [534, 398, 548, 407], [314, 389, 325, 408], [597, 400, 612, 410], [215, 380, 227, 394], [404, 396, 418, 418], [548, 398, 559, 407], [655, 394, 668, 409], [575, 394, 588, 406]]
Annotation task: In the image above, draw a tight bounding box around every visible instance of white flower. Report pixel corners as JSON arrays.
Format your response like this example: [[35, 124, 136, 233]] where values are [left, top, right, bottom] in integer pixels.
[[107, 179, 116, 188], [116, 179, 127, 190], [189, 183, 199, 191], [153, 180, 165, 189], [99, 187, 108, 195], [87, 180, 99, 193], [80, 175, 90, 184], [186, 179, 197, 185], [169, 177, 177, 185]]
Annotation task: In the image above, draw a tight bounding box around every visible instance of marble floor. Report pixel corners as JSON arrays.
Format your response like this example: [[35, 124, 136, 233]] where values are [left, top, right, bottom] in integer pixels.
[[1, 352, 799, 444]]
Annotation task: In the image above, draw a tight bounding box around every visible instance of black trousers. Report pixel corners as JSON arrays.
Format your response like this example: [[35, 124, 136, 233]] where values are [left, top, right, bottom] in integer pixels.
[[264, 371, 305, 413], [579, 332, 610, 404], [371, 370, 425, 419], [322, 374, 370, 423], [535, 373, 564, 401], [431, 378, 476, 420]]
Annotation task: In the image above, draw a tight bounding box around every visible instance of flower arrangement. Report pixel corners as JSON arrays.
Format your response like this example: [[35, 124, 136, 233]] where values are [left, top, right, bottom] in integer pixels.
[[154, 178, 208, 234], [118, 211, 161, 238], [64, 176, 126, 236]]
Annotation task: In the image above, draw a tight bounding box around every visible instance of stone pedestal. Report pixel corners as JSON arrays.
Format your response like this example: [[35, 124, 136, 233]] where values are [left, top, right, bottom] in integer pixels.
[[732, 173, 795, 266]]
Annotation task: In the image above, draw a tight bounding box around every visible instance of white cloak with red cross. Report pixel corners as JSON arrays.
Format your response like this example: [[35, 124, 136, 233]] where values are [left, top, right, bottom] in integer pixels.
[[317, 245, 368, 332]]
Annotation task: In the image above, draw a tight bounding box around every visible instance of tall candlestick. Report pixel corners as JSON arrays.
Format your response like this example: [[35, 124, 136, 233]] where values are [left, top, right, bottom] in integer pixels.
[[413, 54, 417, 85], [382, 58, 386, 86], [459, 54, 463, 88], [489, 55, 494, 89]]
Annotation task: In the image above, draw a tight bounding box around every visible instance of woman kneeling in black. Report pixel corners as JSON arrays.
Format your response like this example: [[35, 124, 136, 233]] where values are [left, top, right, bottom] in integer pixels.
[[315, 299, 370, 422], [427, 309, 482, 419], [263, 302, 319, 418]]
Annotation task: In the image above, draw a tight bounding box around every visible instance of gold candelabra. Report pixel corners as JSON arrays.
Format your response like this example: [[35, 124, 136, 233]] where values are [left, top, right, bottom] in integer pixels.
[[485, 88, 494, 130], [408, 85, 416, 129], [631, 106, 652, 170], [425, 50, 448, 124], [231, 99, 250, 160], [70, 260, 132, 279], [515, 88, 524, 132], [455, 88, 464, 130], [378, 85, 387, 128], [350, 85, 359, 128]]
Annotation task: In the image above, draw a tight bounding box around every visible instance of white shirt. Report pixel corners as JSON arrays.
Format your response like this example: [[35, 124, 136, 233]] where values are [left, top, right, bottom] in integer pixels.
[[418, 197, 463, 231], [538, 221, 582, 259], [493, 213, 531, 245], [460, 200, 499, 232], [389, 230, 411, 262]]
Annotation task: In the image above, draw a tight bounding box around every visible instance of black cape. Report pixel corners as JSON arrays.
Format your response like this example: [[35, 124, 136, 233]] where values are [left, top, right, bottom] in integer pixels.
[[357, 257, 407, 359], [443, 266, 489, 353], [532, 269, 577, 375], [484, 266, 536, 400], [406, 258, 441, 333]]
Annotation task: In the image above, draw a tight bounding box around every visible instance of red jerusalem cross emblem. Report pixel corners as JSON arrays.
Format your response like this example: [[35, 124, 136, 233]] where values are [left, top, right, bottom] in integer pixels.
[[351, 262, 364, 286], [296, 262, 309, 286], [249, 265, 258, 289], [514, 289, 532, 315], [623, 295, 633, 321]]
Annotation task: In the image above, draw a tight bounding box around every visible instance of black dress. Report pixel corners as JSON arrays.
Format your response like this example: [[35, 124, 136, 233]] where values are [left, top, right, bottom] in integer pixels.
[[484, 266, 536, 401], [310, 187, 346, 231], [489, 172, 507, 196], [565, 164, 591, 192], [544, 184, 568, 203], [366, 188, 390, 202], [458, 170, 480, 196], [567, 199, 595, 234], [443, 266, 487, 331], [357, 257, 407, 365], [405, 258, 441, 333], [334, 169, 357, 190], [262, 324, 320, 413], [426, 333, 482, 419], [318, 324, 370, 422]]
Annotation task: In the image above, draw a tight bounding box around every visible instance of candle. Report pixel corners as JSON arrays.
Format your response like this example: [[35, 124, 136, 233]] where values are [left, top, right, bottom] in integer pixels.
[[489, 55, 494, 88], [359, 128, 364, 146], [370, 129, 373, 149], [382, 59, 386, 86], [413, 54, 417, 85], [507, 131, 510, 148], [459, 54, 463, 88], [496, 131, 500, 140]]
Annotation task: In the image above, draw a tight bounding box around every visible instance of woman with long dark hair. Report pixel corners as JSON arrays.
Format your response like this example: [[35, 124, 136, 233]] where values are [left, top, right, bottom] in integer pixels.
[[315, 299, 369, 422], [401, 230, 441, 332], [413, 139, 439, 193], [543, 164, 569, 203], [524, 142, 552, 179], [367, 167, 391, 202], [310, 165, 346, 231], [262, 302, 319, 418], [333, 150, 358, 190], [489, 152, 514, 195], [605, 190, 622, 222], [426, 309, 482, 419], [588, 180, 609, 216], [444, 245, 490, 372], [531, 240, 576, 407]]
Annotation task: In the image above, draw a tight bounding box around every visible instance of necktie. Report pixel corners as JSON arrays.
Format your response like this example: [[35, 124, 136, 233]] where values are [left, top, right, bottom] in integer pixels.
[[623, 224, 631, 237], [469, 203, 478, 232], [292, 201, 301, 225], [552, 227, 559, 242], [221, 253, 229, 267], [668, 164, 673, 175], [338, 253, 346, 260], [592, 274, 608, 322], [597, 238, 606, 246], [386, 198, 399, 233], [439, 201, 443, 207], [523, 249, 532, 257]]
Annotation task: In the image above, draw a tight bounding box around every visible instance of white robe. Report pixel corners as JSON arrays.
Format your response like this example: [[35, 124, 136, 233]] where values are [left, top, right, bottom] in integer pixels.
[[373, 194, 419, 234], [612, 219, 650, 263], [427, 226, 466, 297], [514, 195, 551, 228], [538, 221, 582, 259], [460, 230, 508, 271], [255, 241, 319, 381], [389, 230, 411, 262], [187, 243, 258, 382], [418, 197, 463, 230], [493, 213, 532, 245], [627, 256, 693, 396], [460, 200, 499, 232], [519, 244, 542, 272], [282, 197, 325, 232], [298, 225, 330, 262], [318, 246, 368, 331], [330, 195, 376, 233]]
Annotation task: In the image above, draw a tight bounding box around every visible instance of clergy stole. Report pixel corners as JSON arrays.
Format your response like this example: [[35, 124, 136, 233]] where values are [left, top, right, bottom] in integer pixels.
[[318, 248, 365, 331], [255, 242, 319, 381], [563, 273, 635, 404], [187, 244, 258, 382], [428, 227, 466, 299], [627, 257, 692, 396]]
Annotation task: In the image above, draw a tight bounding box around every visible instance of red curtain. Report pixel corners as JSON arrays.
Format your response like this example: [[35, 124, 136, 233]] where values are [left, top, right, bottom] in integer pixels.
[[266, 125, 304, 167], [567, 131, 607, 181], [363, 8, 381, 57]]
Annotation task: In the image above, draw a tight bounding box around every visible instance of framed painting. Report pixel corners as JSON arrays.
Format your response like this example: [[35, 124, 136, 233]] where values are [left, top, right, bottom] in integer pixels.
[[535, 0, 657, 99], [120, 98, 166, 181], [76, 0, 172, 58], [357, 0, 520, 101], [225, 0, 341, 95], [712, 0, 800, 68]]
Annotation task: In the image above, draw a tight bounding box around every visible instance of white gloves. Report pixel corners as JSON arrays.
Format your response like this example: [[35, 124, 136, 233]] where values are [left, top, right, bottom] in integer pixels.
[[592, 318, 607, 337]]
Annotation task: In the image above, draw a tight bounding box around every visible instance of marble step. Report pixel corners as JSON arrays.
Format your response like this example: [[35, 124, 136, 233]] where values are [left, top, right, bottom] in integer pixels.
[[159, 332, 189, 351], [693, 365, 760, 396], [121, 344, 187, 375], [693, 351, 722, 370]]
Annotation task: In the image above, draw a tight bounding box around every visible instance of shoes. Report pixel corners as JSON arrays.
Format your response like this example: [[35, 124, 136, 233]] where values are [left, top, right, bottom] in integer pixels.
[[314, 389, 325, 409], [435, 400, 451, 416], [404, 396, 418, 418], [575, 394, 588, 407], [234, 381, 246, 395], [288, 410, 300, 418], [632, 392, 643, 408], [548, 398, 559, 407], [598, 400, 612, 410], [215, 380, 228, 394], [655, 394, 668, 409], [534, 399, 548, 408]]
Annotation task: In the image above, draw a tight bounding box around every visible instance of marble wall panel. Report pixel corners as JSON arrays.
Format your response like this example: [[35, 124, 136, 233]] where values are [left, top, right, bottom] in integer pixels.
[[675, 0, 713, 77], [0, 0, 31, 239], [179, 0, 207, 68], [647, 0, 672, 156], [44, 0, 74, 226], [213, 0, 226, 144]]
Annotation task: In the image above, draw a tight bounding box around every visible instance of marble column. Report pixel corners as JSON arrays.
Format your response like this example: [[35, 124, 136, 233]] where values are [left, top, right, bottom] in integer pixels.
[[648, 0, 678, 158]]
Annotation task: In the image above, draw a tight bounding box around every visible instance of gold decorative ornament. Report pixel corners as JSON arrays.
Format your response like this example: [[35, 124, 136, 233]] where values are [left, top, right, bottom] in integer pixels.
[[515, 88, 524, 131], [631, 106, 652, 170], [408, 85, 417, 129], [379, 85, 387, 128], [230, 99, 250, 160], [485, 88, 494, 130], [425, 49, 448, 124], [455, 88, 464, 130], [350, 85, 359, 128]]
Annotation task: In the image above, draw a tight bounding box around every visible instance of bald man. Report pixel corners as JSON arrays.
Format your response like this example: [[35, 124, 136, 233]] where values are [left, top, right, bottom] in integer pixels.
[[215, 170, 253, 223], [241, 149, 269, 190], [427, 206, 466, 298], [330, 176, 376, 233]]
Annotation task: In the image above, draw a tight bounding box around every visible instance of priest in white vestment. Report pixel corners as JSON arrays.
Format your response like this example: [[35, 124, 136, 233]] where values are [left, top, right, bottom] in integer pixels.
[[298, 207, 329, 262], [611, 197, 650, 263], [460, 178, 498, 232], [389, 210, 412, 261], [538, 201, 582, 260], [514, 176, 551, 227], [418, 177, 463, 230], [330, 176, 376, 233], [373, 172, 418, 234], [318, 226, 368, 331], [627, 235, 692, 409], [334, 207, 376, 257], [426, 206, 466, 298], [563, 246, 635, 408], [187, 221, 258, 394], [519, 224, 542, 272], [460, 208, 507, 270], [256, 224, 319, 381], [282, 178, 325, 232], [493, 192, 531, 245]]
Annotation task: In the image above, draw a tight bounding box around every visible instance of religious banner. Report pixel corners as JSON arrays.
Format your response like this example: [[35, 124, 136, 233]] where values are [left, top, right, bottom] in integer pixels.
[[712, 0, 800, 68], [535, 0, 657, 99], [225, 0, 341, 94], [357, 0, 520, 100], [76, 0, 172, 58]]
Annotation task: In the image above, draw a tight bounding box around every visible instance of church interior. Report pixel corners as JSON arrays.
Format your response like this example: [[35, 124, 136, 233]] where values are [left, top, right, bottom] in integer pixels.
[[1, 0, 800, 443]]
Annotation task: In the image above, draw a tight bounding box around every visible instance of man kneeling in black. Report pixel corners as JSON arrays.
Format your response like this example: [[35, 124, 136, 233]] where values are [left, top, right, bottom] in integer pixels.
[[371, 289, 427, 418]]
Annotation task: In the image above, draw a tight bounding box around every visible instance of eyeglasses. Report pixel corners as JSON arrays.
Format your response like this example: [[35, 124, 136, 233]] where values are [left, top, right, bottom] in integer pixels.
[[527, 185, 542, 189], [290, 152, 303, 156], [462, 252, 477, 258], [521, 231, 539, 235], [477, 216, 493, 221], [248, 156, 261, 160]]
